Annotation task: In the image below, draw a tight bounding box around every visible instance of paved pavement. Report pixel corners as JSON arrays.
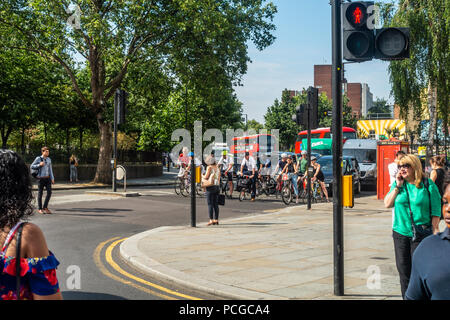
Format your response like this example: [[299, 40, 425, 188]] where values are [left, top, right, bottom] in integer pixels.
[[32, 170, 178, 191], [119, 196, 447, 300]]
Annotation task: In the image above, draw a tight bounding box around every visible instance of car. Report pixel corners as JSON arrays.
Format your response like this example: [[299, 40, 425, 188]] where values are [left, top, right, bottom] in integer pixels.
[[316, 155, 361, 195], [343, 139, 377, 189]]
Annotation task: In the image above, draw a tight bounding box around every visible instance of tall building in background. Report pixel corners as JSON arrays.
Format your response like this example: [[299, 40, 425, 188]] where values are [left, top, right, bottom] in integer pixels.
[[314, 64, 373, 119]]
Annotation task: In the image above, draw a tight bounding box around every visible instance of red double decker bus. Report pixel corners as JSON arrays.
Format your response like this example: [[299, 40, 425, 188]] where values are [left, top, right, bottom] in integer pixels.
[[294, 127, 356, 154], [230, 134, 275, 169]]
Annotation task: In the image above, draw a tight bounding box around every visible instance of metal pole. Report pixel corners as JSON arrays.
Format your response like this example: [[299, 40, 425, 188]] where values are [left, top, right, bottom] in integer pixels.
[[113, 90, 119, 192], [307, 99, 312, 210], [332, 0, 344, 296], [191, 157, 196, 227]]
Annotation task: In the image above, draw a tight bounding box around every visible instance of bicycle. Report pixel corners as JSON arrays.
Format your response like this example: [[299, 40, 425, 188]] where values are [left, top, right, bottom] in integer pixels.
[[236, 174, 252, 201], [257, 174, 277, 196], [220, 172, 233, 199]]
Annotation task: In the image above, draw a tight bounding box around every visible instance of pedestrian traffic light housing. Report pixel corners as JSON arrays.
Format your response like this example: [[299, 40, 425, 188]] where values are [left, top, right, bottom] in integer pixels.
[[115, 89, 128, 125], [342, 1, 410, 62], [307, 87, 318, 129], [374, 28, 410, 60], [342, 1, 374, 62], [292, 104, 305, 126]]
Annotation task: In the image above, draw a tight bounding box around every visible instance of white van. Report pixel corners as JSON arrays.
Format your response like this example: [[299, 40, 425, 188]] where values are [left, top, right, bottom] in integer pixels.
[[343, 139, 377, 189]]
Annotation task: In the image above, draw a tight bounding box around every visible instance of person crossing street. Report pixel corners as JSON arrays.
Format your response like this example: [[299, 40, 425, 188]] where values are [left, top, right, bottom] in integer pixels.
[[30, 147, 55, 214]]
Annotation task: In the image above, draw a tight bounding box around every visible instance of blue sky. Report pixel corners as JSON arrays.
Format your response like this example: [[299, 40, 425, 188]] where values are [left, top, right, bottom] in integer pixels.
[[233, 0, 396, 124]]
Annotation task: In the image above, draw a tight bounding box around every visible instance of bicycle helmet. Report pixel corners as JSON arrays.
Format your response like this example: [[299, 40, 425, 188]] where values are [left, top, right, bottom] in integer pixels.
[[281, 153, 287, 158], [188, 152, 194, 157], [311, 156, 317, 161], [301, 150, 307, 155]]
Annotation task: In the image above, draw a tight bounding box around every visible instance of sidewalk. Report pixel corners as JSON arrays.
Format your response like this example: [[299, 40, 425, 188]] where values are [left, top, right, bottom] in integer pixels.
[[120, 196, 409, 300], [31, 170, 178, 191]]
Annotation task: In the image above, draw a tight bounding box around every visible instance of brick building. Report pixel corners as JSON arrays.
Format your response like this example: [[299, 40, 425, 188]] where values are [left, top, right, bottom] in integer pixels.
[[313, 64, 373, 119]]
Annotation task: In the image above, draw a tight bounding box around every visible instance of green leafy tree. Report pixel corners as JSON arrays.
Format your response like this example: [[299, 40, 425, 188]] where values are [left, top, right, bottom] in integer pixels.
[[0, 0, 276, 183], [380, 0, 449, 160]]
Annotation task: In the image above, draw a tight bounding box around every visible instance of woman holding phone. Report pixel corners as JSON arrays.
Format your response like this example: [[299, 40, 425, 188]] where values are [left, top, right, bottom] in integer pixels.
[[384, 154, 442, 299]]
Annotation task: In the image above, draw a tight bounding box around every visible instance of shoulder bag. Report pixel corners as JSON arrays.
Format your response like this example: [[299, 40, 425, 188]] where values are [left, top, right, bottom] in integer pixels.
[[201, 167, 215, 188], [15, 222, 26, 300], [31, 157, 42, 179], [404, 179, 432, 242]]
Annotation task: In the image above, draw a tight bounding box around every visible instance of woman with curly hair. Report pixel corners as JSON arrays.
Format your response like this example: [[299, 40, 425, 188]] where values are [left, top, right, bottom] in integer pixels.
[[0, 149, 62, 300]]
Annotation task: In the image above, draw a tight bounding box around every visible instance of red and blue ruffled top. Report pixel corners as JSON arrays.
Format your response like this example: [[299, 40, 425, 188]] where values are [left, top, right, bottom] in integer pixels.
[[0, 222, 60, 300]]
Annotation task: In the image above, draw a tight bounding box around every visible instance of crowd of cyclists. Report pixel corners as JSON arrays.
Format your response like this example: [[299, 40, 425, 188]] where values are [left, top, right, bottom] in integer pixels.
[[174, 146, 330, 205]]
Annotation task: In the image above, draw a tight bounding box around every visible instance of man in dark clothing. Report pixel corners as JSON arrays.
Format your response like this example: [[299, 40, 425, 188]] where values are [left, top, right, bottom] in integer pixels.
[[405, 183, 450, 300]]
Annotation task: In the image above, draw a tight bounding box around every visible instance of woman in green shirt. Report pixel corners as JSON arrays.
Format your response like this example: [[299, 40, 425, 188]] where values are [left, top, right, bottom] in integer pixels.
[[384, 154, 441, 299]]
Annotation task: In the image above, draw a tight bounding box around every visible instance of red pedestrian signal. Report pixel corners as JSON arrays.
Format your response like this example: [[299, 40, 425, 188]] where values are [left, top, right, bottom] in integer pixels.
[[352, 7, 363, 25], [345, 3, 368, 29]]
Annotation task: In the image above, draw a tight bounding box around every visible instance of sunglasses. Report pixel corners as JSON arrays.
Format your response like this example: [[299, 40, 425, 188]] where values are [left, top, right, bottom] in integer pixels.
[[397, 164, 411, 170]]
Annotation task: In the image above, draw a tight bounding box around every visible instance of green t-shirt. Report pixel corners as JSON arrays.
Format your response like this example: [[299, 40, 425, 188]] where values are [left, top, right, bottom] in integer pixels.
[[389, 178, 442, 237], [298, 158, 308, 174]]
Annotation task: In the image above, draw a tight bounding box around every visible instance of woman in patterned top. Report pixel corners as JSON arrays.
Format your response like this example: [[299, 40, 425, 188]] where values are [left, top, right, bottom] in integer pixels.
[[0, 149, 62, 300]]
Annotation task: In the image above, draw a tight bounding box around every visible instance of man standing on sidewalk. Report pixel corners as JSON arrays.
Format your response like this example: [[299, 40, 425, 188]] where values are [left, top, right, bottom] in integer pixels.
[[31, 147, 55, 214]]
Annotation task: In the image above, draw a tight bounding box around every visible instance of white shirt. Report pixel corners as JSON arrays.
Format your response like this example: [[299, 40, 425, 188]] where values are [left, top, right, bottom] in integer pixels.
[[218, 156, 234, 172], [241, 156, 257, 172]]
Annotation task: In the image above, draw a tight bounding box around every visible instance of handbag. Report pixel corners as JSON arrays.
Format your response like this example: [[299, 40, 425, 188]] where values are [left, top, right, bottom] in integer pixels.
[[404, 180, 433, 243], [218, 193, 225, 206], [202, 167, 219, 188]]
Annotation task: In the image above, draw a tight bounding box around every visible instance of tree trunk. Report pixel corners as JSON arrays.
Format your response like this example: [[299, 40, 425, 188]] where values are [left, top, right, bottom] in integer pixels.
[[21, 127, 25, 155], [79, 125, 83, 151], [426, 81, 437, 166], [44, 122, 48, 146], [93, 117, 112, 184]]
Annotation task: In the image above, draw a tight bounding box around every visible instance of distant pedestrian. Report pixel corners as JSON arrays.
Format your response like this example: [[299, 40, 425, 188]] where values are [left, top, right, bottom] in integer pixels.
[[384, 154, 442, 299], [429, 155, 446, 199], [69, 154, 79, 183], [202, 155, 221, 226], [405, 183, 450, 300], [0, 149, 62, 300], [388, 150, 406, 226], [31, 147, 55, 214]]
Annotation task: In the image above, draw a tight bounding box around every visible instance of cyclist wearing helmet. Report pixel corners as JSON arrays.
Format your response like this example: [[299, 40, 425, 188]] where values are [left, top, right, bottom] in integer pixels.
[[274, 153, 288, 188], [218, 150, 234, 197], [311, 156, 329, 202]]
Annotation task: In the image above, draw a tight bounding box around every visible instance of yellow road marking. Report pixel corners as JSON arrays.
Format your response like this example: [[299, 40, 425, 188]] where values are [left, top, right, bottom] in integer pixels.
[[93, 237, 177, 300], [105, 238, 202, 300]]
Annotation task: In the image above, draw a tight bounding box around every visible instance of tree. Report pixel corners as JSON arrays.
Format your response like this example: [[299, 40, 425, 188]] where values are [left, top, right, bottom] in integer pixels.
[[380, 0, 449, 160], [246, 119, 264, 132], [368, 98, 391, 115], [0, 0, 277, 183]]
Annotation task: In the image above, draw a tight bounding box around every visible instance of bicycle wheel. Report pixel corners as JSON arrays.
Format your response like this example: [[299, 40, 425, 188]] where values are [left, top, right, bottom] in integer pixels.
[[180, 180, 188, 197], [281, 184, 292, 205], [174, 178, 181, 195], [239, 190, 246, 201]]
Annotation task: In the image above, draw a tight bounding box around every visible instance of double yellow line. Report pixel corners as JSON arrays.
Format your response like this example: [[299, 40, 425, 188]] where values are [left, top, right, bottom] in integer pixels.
[[94, 236, 202, 300]]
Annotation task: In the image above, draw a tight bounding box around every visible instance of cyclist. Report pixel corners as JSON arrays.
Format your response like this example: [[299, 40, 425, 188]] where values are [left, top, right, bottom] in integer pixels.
[[297, 150, 308, 184], [310, 156, 329, 202], [259, 152, 272, 178], [239, 151, 257, 201], [281, 155, 299, 203], [218, 150, 234, 198], [274, 153, 288, 189]]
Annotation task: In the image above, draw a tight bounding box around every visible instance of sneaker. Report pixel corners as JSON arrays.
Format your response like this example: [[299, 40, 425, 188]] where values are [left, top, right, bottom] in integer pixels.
[[38, 209, 45, 214], [44, 208, 52, 214], [250, 198, 255, 202]]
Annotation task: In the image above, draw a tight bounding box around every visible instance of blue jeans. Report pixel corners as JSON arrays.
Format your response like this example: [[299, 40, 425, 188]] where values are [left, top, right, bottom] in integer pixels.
[[288, 173, 299, 196]]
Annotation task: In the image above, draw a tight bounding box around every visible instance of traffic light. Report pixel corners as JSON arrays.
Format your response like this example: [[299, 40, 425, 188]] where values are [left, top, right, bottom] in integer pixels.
[[374, 28, 410, 60], [307, 87, 318, 129], [342, 1, 374, 62], [292, 104, 305, 126], [115, 89, 128, 125]]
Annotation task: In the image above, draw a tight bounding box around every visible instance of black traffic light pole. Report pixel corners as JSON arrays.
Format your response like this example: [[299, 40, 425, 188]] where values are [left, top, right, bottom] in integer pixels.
[[332, 0, 344, 296], [306, 95, 312, 210], [113, 90, 119, 192]]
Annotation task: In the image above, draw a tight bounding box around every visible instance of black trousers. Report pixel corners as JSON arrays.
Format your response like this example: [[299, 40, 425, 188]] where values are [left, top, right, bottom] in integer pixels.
[[243, 171, 256, 198], [206, 186, 219, 220], [38, 177, 52, 210], [392, 230, 421, 299]]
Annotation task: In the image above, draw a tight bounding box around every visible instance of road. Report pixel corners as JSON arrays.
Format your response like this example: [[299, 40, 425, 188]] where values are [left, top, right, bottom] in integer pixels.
[[31, 185, 376, 300], [31, 185, 303, 300]]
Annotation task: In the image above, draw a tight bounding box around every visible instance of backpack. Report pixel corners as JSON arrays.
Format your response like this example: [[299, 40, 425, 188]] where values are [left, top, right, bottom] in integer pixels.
[[30, 157, 42, 179]]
